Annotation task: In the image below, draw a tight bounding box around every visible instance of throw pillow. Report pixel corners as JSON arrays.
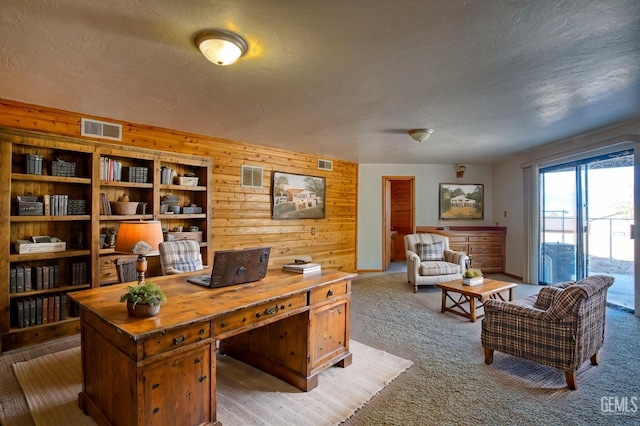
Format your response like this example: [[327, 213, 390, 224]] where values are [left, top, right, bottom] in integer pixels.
[[416, 241, 444, 261]]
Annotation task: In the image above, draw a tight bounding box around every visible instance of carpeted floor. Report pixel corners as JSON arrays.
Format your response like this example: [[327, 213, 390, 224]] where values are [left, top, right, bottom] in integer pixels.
[[344, 271, 640, 425], [1, 271, 639, 425]]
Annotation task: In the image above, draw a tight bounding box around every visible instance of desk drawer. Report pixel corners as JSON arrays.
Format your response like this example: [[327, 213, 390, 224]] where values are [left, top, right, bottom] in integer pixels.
[[144, 322, 211, 358], [213, 293, 307, 335], [309, 281, 348, 305]]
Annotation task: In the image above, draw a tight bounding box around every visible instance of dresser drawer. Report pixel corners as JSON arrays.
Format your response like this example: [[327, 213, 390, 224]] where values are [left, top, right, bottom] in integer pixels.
[[310, 280, 348, 305], [469, 235, 504, 243], [469, 245, 504, 255], [144, 322, 211, 358], [99, 256, 119, 284], [213, 293, 307, 336], [471, 257, 504, 270], [447, 235, 468, 243], [449, 244, 468, 253]]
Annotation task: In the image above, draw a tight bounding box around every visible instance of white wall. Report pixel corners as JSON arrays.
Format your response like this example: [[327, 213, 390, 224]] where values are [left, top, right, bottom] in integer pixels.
[[357, 163, 493, 270]]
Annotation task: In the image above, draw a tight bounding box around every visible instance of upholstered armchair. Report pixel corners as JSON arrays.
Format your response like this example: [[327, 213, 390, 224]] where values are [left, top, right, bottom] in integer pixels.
[[481, 275, 614, 390], [158, 240, 205, 275], [404, 233, 468, 292]]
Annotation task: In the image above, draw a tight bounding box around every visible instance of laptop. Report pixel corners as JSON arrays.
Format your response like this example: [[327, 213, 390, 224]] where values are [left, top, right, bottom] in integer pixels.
[[187, 246, 271, 288]]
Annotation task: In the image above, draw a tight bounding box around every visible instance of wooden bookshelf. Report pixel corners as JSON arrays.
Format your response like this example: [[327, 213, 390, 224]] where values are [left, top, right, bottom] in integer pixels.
[[0, 127, 212, 352]]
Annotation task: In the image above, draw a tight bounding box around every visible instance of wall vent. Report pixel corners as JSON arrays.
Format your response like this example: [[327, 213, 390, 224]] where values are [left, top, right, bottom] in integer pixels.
[[318, 159, 333, 171], [241, 165, 264, 188], [81, 118, 122, 141]]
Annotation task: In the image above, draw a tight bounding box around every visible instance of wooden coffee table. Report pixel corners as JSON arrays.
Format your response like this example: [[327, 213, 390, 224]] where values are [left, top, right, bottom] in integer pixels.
[[436, 278, 517, 322]]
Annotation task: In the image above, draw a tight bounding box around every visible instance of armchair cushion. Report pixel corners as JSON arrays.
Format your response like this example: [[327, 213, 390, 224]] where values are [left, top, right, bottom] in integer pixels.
[[416, 241, 444, 261], [419, 260, 461, 276], [533, 286, 564, 310]]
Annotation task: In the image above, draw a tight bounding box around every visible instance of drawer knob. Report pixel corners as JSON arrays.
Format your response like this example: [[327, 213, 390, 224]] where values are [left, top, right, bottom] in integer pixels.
[[327, 289, 334, 297], [264, 305, 279, 315], [173, 335, 186, 345]]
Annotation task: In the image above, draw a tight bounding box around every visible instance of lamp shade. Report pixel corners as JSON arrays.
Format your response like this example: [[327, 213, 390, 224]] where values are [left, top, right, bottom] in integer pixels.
[[114, 221, 164, 255], [194, 29, 248, 66]]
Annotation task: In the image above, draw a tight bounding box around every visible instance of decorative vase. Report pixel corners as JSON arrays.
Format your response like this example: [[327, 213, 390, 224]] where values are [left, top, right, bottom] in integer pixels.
[[126, 301, 161, 317]]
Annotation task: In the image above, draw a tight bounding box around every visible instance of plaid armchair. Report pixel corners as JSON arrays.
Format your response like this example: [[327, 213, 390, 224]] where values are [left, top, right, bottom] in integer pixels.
[[158, 240, 204, 275], [404, 233, 468, 293], [481, 275, 614, 390]]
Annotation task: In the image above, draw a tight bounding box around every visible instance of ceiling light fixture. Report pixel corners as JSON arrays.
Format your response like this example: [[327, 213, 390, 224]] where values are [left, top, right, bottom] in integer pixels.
[[194, 29, 248, 66], [408, 128, 434, 143]]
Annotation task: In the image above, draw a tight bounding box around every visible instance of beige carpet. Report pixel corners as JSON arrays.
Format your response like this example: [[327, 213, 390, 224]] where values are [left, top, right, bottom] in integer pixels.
[[12, 340, 412, 426]]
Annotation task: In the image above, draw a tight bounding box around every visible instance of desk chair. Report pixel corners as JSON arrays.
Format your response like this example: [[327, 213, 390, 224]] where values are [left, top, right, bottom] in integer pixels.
[[158, 240, 204, 275], [116, 256, 139, 283]]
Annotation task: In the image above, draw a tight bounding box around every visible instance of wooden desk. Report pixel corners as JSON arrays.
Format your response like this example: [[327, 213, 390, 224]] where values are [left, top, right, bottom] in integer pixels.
[[69, 269, 355, 426]]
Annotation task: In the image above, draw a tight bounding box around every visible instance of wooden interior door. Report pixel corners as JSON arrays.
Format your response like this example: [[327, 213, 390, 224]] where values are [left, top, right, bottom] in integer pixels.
[[382, 177, 415, 271], [384, 179, 392, 271]]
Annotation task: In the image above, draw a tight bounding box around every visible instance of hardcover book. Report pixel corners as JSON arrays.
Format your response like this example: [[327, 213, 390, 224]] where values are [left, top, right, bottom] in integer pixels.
[[282, 262, 322, 274]]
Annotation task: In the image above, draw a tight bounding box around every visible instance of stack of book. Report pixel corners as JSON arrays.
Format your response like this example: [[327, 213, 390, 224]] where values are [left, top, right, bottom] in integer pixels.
[[282, 262, 322, 274]]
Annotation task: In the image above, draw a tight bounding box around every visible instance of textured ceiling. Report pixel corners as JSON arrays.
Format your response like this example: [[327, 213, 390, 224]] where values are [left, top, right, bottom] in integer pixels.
[[0, 0, 638, 164]]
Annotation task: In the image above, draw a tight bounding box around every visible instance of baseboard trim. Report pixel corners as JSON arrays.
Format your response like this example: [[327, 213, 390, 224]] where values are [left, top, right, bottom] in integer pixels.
[[502, 272, 523, 282]]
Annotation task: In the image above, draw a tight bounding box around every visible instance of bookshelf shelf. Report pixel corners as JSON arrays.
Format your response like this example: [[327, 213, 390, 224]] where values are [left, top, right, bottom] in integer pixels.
[[11, 215, 91, 222], [9, 284, 91, 299], [11, 173, 92, 185]]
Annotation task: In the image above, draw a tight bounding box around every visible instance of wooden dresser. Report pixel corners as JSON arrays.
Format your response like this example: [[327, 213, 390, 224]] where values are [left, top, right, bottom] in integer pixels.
[[416, 226, 507, 273], [69, 269, 355, 426]]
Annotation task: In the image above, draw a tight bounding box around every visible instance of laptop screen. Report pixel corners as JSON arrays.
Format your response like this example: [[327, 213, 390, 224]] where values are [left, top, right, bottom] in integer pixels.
[[188, 246, 271, 288]]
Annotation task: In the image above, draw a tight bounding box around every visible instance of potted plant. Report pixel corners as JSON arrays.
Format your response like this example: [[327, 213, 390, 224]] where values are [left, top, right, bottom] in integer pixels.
[[119, 281, 167, 317]]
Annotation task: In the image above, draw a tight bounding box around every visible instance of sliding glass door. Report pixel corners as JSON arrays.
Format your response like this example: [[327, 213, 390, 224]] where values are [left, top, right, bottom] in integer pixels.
[[539, 150, 634, 309]]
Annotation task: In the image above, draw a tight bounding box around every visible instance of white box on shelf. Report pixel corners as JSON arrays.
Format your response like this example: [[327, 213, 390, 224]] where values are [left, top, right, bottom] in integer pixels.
[[15, 240, 66, 254]]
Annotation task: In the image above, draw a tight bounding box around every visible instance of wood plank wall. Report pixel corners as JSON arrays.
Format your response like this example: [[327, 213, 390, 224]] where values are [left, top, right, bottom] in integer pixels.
[[0, 99, 357, 272]]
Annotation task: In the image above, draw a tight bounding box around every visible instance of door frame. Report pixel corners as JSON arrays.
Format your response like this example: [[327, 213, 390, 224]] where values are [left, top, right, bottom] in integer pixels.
[[382, 176, 415, 271]]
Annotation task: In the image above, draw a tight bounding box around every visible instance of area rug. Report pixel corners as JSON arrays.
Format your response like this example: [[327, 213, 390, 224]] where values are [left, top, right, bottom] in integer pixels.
[[12, 340, 412, 426]]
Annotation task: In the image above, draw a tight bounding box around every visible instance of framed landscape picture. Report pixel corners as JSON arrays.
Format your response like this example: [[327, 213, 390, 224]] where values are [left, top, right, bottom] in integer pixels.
[[272, 171, 326, 219], [439, 183, 484, 220]]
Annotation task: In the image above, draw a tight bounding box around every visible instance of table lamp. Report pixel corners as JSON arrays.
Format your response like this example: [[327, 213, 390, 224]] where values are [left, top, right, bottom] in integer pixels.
[[114, 220, 164, 283]]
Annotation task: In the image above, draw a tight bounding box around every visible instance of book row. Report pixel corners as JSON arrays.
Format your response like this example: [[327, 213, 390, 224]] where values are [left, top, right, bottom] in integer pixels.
[[100, 157, 149, 183], [9, 262, 88, 293], [10, 294, 79, 328], [17, 194, 87, 216]]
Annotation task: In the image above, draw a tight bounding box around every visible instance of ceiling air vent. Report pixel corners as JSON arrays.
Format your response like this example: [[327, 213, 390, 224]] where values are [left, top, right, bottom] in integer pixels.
[[81, 118, 122, 141], [318, 159, 333, 171], [241, 165, 263, 188]]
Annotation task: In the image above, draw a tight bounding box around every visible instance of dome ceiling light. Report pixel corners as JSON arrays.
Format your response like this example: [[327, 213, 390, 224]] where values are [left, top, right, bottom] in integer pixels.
[[408, 129, 434, 143], [194, 29, 248, 66]]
